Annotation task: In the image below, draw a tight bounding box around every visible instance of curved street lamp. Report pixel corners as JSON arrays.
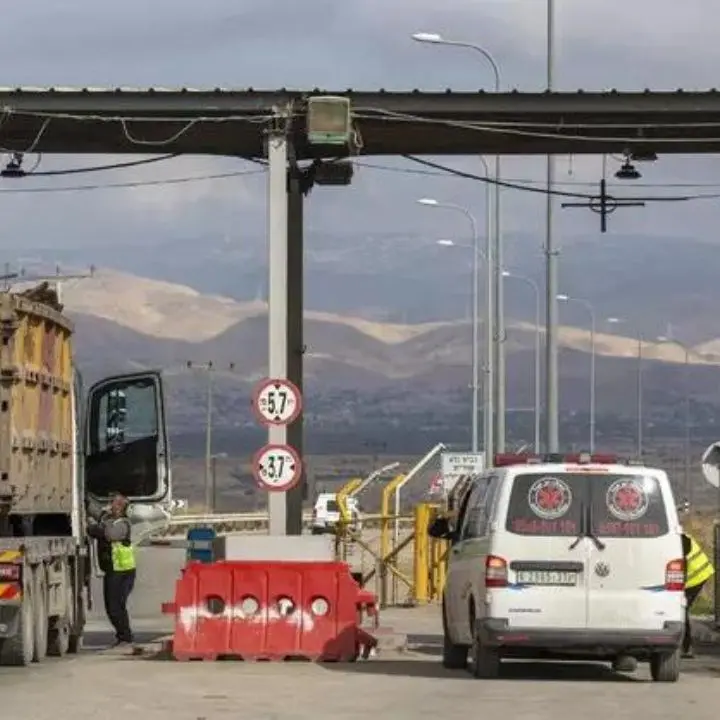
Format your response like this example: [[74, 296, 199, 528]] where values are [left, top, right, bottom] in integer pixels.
[[412, 32, 506, 452], [419, 197, 492, 457]]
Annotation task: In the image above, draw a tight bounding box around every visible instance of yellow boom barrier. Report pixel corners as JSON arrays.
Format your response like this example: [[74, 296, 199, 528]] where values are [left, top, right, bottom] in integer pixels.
[[413, 502, 448, 604], [333, 475, 451, 607]]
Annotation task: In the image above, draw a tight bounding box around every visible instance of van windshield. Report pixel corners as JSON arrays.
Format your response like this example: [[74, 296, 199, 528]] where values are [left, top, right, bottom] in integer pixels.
[[505, 472, 669, 538]]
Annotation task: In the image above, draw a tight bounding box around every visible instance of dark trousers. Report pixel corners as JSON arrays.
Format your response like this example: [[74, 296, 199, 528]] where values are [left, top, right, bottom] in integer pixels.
[[103, 569, 136, 643], [683, 581, 705, 653]]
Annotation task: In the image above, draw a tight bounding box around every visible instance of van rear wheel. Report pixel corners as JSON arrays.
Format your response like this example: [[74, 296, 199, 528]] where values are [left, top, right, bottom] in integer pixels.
[[650, 649, 681, 682]]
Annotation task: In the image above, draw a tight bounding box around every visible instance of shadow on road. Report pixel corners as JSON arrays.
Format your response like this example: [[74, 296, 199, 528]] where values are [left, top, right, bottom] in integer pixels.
[[324, 658, 642, 682], [82, 630, 170, 651]]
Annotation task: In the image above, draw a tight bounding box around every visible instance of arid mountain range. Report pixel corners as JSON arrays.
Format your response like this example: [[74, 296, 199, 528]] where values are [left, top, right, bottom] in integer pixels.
[[61, 269, 717, 373]]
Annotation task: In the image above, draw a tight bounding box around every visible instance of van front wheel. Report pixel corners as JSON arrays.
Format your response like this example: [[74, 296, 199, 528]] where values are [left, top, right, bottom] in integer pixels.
[[650, 649, 680, 682]]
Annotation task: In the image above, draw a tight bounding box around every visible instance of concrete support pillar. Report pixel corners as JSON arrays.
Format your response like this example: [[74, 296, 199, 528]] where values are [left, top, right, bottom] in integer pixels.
[[285, 169, 304, 535], [266, 127, 305, 536]]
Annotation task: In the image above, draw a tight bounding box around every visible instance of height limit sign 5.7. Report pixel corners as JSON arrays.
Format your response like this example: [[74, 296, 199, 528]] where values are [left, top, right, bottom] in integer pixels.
[[252, 378, 302, 427]]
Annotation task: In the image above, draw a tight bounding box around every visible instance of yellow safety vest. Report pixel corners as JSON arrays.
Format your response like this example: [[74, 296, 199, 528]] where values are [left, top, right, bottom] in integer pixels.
[[110, 519, 136, 572], [685, 535, 714, 590]]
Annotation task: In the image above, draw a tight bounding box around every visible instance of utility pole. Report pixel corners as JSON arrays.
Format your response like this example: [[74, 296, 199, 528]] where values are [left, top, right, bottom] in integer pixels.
[[186, 361, 236, 513], [544, 0, 559, 452]]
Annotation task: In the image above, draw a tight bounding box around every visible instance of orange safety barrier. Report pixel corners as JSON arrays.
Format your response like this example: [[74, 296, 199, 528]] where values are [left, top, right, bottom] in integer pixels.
[[162, 560, 379, 662]]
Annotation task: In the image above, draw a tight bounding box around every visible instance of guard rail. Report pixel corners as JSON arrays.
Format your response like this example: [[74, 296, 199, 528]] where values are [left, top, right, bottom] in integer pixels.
[[154, 511, 414, 537]]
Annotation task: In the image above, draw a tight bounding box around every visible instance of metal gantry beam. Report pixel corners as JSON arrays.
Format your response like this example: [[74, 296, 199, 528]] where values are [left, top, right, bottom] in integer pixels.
[[3, 88, 720, 156]]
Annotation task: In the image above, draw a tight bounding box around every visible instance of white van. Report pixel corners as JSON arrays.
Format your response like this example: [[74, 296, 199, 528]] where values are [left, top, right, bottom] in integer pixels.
[[431, 453, 685, 682]]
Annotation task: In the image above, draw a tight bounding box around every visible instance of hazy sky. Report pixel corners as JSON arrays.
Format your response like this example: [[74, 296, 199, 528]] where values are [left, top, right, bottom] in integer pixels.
[[1, 0, 720, 264]]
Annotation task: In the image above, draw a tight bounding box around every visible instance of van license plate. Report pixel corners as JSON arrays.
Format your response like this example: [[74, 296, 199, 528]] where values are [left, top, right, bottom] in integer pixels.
[[516, 570, 577, 586]]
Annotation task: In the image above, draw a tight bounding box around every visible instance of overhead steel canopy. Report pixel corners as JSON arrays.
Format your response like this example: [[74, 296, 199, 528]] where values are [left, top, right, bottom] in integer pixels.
[[1, 87, 720, 157]]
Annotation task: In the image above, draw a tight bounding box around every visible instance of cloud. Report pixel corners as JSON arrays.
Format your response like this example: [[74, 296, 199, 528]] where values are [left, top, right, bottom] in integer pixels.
[[0, 0, 718, 256]]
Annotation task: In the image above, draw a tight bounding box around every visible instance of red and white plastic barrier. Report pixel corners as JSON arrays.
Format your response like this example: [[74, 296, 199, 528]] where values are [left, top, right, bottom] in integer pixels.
[[162, 560, 378, 662]]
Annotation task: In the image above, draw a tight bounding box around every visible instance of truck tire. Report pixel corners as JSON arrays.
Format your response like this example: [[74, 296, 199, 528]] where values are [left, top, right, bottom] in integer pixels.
[[0, 583, 34, 666], [32, 564, 48, 662], [48, 565, 73, 657], [650, 649, 681, 682]]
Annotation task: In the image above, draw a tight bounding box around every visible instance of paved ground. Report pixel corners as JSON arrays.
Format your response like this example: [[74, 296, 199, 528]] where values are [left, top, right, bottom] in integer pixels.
[[2, 547, 720, 720]]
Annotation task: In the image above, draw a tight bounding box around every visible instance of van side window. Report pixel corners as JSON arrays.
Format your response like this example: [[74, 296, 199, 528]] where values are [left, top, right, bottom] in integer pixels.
[[461, 476, 498, 540]]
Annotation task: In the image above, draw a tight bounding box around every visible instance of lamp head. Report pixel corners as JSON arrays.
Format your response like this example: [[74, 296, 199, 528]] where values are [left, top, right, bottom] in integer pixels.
[[412, 32, 444, 43]]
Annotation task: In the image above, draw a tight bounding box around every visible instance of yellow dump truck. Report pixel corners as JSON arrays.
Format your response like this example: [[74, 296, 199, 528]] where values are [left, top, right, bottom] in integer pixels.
[[0, 288, 172, 666]]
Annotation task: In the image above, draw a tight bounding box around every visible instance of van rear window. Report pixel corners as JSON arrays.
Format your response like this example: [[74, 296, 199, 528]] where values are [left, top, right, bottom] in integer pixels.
[[506, 473, 582, 536], [505, 473, 669, 538], [590, 475, 668, 538]]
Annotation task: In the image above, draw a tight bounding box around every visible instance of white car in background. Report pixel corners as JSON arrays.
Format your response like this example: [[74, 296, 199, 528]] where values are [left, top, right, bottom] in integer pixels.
[[311, 493, 362, 535]]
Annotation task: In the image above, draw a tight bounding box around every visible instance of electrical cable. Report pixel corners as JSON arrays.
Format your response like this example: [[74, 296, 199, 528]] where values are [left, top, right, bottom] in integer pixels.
[[0, 167, 265, 194], [10, 103, 720, 147], [401, 155, 720, 202], [26, 153, 180, 176], [3, 102, 720, 199], [353, 107, 720, 145], [352, 159, 720, 189]]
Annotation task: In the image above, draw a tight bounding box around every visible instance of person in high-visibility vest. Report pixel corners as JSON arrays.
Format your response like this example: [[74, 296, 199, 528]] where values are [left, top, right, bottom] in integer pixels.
[[87, 493, 137, 648], [681, 532, 714, 658]]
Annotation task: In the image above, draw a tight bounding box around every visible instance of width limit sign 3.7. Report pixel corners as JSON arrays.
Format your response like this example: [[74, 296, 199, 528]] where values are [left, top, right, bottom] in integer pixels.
[[252, 378, 302, 427], [253, 444, 302, 492]]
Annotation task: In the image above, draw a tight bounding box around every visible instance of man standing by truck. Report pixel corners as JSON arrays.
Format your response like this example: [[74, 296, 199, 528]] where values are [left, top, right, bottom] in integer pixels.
[[87, 493, 137, 648]]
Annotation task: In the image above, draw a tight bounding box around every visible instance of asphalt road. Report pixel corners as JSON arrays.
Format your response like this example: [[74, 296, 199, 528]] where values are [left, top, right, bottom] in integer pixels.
[[2, 547, 720, 720]]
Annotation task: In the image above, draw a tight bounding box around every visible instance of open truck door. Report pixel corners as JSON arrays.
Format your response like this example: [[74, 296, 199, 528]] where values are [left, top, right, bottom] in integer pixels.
[[84, 370, 172, 523]]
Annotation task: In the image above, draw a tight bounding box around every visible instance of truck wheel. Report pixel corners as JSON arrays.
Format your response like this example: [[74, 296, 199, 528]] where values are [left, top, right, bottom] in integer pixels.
[[48, 566, 73, 657], [0, 582, 34, 666], [32, 565, 48, 662], [650, 649, 681, 682]]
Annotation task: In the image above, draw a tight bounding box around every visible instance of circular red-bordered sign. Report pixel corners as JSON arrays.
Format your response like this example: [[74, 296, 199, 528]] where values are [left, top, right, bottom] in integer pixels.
[[252, 443, 303, 492], [252, 377, 303, 427], [606, 478, 649, 521], [527, 476, 573, 520]]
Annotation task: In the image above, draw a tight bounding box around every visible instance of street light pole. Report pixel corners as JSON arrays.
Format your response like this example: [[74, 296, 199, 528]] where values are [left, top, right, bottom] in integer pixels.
[[503, 271, 541, 453], [411, 32, 505, 451], [558, 295, 596, 452], [421, 198, 492, 458], [186, 361, 236, 513], [607, 317, 644, 458], [657, 336, 692, 503], [545, 0, 559, 452]]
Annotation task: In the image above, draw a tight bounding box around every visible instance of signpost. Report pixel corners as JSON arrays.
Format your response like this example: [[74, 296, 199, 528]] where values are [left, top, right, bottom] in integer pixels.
[[252, 443, 303, 492], [252, 378, 302, 427], [441, 451, 485, 493], [251, 376, 304, 523]]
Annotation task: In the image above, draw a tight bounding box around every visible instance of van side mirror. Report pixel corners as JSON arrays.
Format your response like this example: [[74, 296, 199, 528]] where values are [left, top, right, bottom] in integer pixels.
[[428, 516, 453, 540]]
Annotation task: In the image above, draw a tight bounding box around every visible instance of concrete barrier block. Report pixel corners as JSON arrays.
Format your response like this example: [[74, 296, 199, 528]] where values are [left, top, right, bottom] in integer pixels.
[[213, 533, 336, 561]]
